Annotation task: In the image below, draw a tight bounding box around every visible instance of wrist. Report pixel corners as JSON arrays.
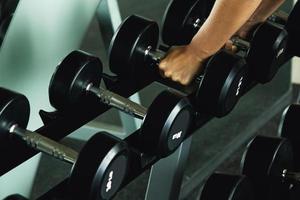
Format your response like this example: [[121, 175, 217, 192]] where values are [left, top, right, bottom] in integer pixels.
[[247, 14, 268, 24], [186, 41, 214, 62]]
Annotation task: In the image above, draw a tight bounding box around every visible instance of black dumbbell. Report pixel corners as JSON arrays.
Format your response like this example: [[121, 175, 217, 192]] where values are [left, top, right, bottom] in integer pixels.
[[161, 0, 214, 46], [199, 173, 254, 200], [109, 15, 248, 117], [240, 135, 298, 200], [267, 10, 289, 26], [262, 1, 300, 58], [49, 50, 193, 158], [162, 0, 288, 84], [4, 194, 28, 200], [0, 87, 129, 200], [278, 104, 300, 170], [283, 0, 300, 57]]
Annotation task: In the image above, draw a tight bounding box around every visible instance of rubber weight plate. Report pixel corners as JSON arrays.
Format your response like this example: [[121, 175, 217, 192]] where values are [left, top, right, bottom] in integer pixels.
[[69, 132, 129, 200], [140, 90, 193, 157], [49, 50, 103, 111], [248, 22, 288, 84], [279, 104, 300, 170], [0, 88, 29, 142], [195, 50, 247, 117], [4, 194, 28, 200], [109, 15, 159, 78], [241, 136, 294, 200], [286, 0, 300, 56], [200, 173, 254, 200], [162, 0, 204, 46]]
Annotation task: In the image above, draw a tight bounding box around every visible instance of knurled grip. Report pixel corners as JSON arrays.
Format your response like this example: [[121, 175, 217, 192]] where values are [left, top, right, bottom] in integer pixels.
[[11, 126, 78, 164], [89, 86, 147, 120]]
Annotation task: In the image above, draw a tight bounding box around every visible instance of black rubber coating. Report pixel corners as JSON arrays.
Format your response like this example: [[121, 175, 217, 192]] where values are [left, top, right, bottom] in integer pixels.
[[195, 50, 247, 117], [109, 15, 159, 78], [140, 90, 193, 157], [3, 194, 28, 200], [248, 22, 288, 83], [162, 0, 216, 46], [279, 104, 300, 170], [49, 50, 103, 111], [69, 132, 129, 200], [0, 87, 30, 142], [241, 135, 294, 200], [286, 0, 300, 57], [200, 173, 254, 200]]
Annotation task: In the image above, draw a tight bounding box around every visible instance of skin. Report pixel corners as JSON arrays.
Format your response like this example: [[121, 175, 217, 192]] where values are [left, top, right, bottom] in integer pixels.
[[159, 0, 286, 85]]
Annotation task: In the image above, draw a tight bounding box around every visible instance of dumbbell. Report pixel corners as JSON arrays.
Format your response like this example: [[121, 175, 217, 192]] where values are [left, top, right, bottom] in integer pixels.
[[162, 0, 288, 84], [0, 87, 129, 200], [240, 135, 300, 200], [278, 104, 300, 170], [161, 0, 214, 46], [199, 173, 254, 200], [109, 14, 248, 117], [161, 0, 212, 46], [49, 50, 193, 158], [261, 1, 300, 58], [285, 1, 300, 57], [4, 194, 28, 200]]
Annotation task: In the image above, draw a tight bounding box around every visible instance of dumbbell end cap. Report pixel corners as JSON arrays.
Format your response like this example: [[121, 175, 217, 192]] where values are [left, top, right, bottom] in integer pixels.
[[49, 50, 103, 111], [0, 87, 29, 141]]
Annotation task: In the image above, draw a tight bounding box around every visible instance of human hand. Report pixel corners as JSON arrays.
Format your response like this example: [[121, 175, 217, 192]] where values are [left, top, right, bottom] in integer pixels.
[[225, 19, 263, 53], [158, 45, 207, 85]]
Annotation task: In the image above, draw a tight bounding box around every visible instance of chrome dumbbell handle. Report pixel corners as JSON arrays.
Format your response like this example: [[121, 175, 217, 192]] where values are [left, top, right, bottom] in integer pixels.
[[86, 84, 147, 120], [282, 169, 300, 182], [144, 46, 167, 66], [231, 37, 250, 52], [10, 125, 78, 164]]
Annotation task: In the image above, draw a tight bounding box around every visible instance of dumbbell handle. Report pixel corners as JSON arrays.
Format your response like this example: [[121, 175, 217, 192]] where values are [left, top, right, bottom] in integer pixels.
[[10, 125, 78, 164], [282, 169, 300, 182], [86, 84, 147, 120], [268, 10, 288, 25], [145, 46, 166, 65], [231, 37, 250, 51]]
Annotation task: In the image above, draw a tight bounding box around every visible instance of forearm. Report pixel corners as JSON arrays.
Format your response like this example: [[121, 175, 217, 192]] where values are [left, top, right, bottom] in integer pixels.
[[190, 0, 262, 58], [248, 0, 286, 22]]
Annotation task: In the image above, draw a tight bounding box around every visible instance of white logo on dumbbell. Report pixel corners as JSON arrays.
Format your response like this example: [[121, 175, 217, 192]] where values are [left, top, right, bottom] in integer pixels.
[[277, 48, 285, 58], [236, 77, 244, 96], [172, 131, 182, 140], [106, 171, 114, 192]]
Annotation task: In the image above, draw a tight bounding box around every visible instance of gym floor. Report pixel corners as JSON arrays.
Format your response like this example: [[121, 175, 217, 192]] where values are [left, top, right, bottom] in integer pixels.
[[29, 0, 298, 199]]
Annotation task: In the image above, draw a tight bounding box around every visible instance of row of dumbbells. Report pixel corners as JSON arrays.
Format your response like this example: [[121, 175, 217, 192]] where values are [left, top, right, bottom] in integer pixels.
[[161, 0, 300, 83], [195, 103, 300, 200], [3, 104, 300, 199], [107, 0, 300, 118], [2, 1, 300, 199], [0, 48, 195, 200]]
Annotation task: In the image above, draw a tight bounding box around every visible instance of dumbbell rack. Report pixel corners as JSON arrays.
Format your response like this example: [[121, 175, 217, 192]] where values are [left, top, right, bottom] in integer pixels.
[[0, 0, 294, 200], [0, 54, 291, 199]]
